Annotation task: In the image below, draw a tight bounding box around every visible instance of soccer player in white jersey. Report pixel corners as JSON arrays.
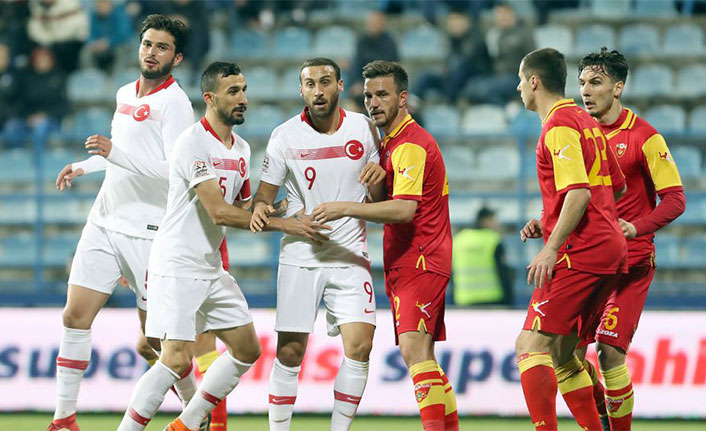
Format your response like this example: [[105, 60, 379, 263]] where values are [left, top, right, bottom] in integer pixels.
[[48, 15, 197, 431], [117, 61, 328, 431], [250, 57, 385, 431]]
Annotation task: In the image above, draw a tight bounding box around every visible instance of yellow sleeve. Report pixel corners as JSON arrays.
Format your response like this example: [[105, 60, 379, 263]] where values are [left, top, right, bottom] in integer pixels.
[[390, 142, 426, 199], [544, 126, 589, 192], [641, 134, 683, 191]]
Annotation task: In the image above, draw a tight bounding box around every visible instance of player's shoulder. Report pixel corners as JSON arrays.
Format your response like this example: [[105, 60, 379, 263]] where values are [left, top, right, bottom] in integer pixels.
[[544, 102, 586, 130], [270, 113, 302, 138], [628, 110, 660, 140], [233, 132, 252, 156], [115, 80, 137, 100], [174, 121, 203, 150], [162, 79, 191, 106], [403, 118, 438, 149]]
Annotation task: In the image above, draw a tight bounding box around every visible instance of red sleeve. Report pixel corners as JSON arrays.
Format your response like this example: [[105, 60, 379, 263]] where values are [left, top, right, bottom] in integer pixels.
[[219, 239, 230, 271], [606, 142, 626, 192], [632, 187, 686, 236], [236, 179, 252, 201]]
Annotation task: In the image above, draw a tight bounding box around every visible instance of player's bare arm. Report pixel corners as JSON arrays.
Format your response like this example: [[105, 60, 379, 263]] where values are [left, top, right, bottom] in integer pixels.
[[250, 181, 278, 231], [313, 198, 417, 224], [55, 164, 85, 191], [527, 188, 590, 288], [520, 219, 543, 242], [195, 178, 252, 230]]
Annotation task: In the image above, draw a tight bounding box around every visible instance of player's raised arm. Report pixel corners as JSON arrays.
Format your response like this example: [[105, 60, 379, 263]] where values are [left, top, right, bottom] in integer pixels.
[[194, 178, 252, 230]]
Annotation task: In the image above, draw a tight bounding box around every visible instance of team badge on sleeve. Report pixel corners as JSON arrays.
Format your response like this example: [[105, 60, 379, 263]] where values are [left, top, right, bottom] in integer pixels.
[[262, 154, 270, 173], [193, 160, 209, 178]]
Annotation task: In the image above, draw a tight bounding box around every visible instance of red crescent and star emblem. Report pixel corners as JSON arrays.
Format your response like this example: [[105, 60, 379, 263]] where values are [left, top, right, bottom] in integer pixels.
[[133, 104, 151, 122], [344, 140, 364, 160]]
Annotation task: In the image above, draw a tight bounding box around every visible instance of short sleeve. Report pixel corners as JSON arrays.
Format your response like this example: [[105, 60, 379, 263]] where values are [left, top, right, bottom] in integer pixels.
[[365, 118, 381, 164], [161, 94, 195, 160], [544, 126, 590, 193], [175, 138, 216, 189], [260, 130, 288, 186], [390, 142, 426, 201], [641, 134, 683, 192]]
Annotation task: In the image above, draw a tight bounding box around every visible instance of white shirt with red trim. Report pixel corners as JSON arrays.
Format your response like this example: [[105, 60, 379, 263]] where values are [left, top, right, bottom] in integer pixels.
[[261, 108, 380, 267], [149, 117, 251, 279], [87, 76, 194, 239]]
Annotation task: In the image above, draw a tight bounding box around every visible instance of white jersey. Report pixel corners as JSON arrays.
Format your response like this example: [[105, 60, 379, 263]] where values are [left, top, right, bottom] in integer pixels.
[[150, 117, 252, 279], [87, 76, 194, 239], [261, 108, 380, 267]]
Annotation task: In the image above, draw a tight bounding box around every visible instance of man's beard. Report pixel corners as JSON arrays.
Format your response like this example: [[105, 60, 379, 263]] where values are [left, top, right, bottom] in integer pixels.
[[140, 60, 172, 80], [218, 106, 246, 127], [308, 92, 339, 119]]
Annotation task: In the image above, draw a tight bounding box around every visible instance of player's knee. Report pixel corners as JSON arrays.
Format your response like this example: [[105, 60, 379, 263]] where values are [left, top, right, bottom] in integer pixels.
[[136, 339, 158, 361], [61, 306, 92, 329], [237, 340, 262, 365], [277, 345, 305, 367], [596, 342, 626, 370], [160, 351, 192, 376], [345, 338, 373, 362]]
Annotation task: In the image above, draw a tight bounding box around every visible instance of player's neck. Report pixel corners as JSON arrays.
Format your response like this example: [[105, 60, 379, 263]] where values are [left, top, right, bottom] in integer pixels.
[[596, 101, 624, 126], [381, 108, 409, 136], [536, 93, 566, 123], [205, 110, 234, 148], [137, 73, 171, 98], [309, 106, 341, 135]]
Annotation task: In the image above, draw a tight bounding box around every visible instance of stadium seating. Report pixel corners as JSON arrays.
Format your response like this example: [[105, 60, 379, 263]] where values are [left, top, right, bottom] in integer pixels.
[[400, 26, 446, 61], [278, 67, 304, 101], [590, 0, 631, 18], [534, 25, 574, 55], [628, 64, 674, 98], [675, 64, 706, 98], [664, 23, 704, 55], [644, 104, 687, 136], [634, 0, 676, 17], [670, 145, 702, 179], [273, 27, 312, 60], [683, 237, 706, 267], [619, 24, 660, 56], [226, 232, 271, 266], [240, 105, 285, 139], [42, 149, 78, 181], [241, 67, 279, 100], [230, 29, 270, 60], [654, 235, 681, 267], [448, 195, 481, 226], [67, 68, 111, 104], [41, 199, 90, 224], [423, 104, 460, 138], [575, 24, 616, 56], [65, 107, 113, 140], [0, 235, 36, 267], [443, 146, 475, 184], [472, 146, 520, 181], [0, 148, 35, 184], [41, 234, 79, 267], [0, 200, 36, 224], [461, 105, 507, 136], [313, 26, 356, 59], [688, 104, 706, 135]]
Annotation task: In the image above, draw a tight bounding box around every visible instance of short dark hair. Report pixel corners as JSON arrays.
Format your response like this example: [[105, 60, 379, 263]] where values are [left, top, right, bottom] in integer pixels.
[[139, 14, 187, 55], [578, 47, 629, 84], [362, 60, 409, 93], [300, 57, 341, 82], [200, 61, 242, 93], [521, 48, 567, 96]]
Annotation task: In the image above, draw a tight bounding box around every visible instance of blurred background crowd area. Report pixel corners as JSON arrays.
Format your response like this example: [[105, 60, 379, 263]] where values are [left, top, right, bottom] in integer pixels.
[[0, 0, 705, 310]]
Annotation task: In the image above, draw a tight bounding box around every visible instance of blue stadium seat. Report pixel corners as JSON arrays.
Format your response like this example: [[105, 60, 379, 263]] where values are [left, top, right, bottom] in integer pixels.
[[273, 27, 312, 60], [443, 146, 475, 183], [628, 65, 674, 98], [366, 233, 384, 269], [461, 105, 507, 135], [67, 107, 113, 140], [278, 67, 303, 102], [313, 26, 355, 59], [472, 146, 520, 180], [249, 149, 266, 188], [0, 200, 36, 224], [226, 232, 270, 266], [111, 67, 140, 92], [242, 67, 279, 100], [42, 149, 77, 180], [575, 25, 616, 55], [448, 195, 481, 225], [42, 200, 89, 224], [654, 235, 681, 267], [669, 145, 702, 178], [42, 234, 79, 267], [67, 68, 111, 103], [635, 0, 676, 17], [240, 105, 284, 139], [688, 105, 706, 135], [675, 64, 706, 98], [590, 0, 631, 18], [534, 25, 573, 56], [619, 24, 660, 56], [676, 195, 706, 224], [0, 148, 35, 183], [683, 237, 706, 267], [644, 105, 686, 136], [333, 0, 374, 20], [0, 235, 36, 267], [664, 24, 704, 55], [400, 26, 446, 61], [423, 105, 460, 138], [230, 29, 270, 60]]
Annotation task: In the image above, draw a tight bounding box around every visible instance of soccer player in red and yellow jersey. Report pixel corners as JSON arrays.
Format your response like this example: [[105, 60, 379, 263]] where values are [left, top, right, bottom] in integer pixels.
[[576, 48, 685, 431], [515, 48, 628, 431], [313, 60, 457, 431]]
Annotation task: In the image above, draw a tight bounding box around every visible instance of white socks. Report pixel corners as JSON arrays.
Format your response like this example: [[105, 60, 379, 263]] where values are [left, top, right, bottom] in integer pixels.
[[179, 351, 252, 429], [268, 358, 301, 430], [117, 361, 179, 431], [173, 363, 197, 407], [54, 327, 91, 420], [330, 356, 369, 431]]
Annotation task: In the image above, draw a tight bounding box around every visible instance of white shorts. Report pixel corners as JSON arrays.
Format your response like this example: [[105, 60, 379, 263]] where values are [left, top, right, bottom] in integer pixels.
[[275, 264, 376, 336], [145, 272, 252, 342], [68, 221, 151, 310]]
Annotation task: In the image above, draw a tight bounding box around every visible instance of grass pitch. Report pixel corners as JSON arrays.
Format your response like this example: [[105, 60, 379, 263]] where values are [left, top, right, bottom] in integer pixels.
[[2, 413, 705, 431]]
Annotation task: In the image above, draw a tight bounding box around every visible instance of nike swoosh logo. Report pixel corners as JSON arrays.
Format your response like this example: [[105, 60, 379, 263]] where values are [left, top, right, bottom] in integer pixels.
[[300, 152, 311, 158], [364, 309, 374, 314], [213, 162, 222, 166]]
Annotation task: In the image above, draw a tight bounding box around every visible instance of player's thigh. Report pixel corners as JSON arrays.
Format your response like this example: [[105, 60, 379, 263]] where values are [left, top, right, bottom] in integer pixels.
[[595, 265, 654, 352], [521, 268, 610, 338], [213, 322, 260, 364], [322, 265, 376, 337], [145, 274, 208, 342], [275, 264, 325, 334], [339, 322, 375, 361], [385, 268, 449, 345], [110, 231, 152, 311], [66, 222, 122, 322]]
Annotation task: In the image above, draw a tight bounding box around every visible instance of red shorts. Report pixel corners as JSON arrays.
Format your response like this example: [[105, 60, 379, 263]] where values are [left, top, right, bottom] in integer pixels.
[[588, 265, 654, 351], [522, 267, 618, 340], [385, 267, 449, 345]]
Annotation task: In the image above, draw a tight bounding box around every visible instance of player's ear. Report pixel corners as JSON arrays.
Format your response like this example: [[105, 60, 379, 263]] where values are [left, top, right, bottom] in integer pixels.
[[202, 91, 214, 106], [530, 75, 539, 91], [614, 80, 625, 99], [337, 78, 344, 93], [172, 52, 184, 68], [399, 90, 407, 109]]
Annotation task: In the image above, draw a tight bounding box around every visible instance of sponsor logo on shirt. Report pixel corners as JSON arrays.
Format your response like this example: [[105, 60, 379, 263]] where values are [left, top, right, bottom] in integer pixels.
[[553, 145, 571, 161], [532, 300, 549, 317], [616, 142, 627, 157], [416, 301, 431, 319], [398, 165, 416, 181], [597, 328, 619, 338], [659, 151, 673, 163]]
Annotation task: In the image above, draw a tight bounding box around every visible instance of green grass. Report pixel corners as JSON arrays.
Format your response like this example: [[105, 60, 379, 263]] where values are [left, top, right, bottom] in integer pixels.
[[4, 413, 705, 431]]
